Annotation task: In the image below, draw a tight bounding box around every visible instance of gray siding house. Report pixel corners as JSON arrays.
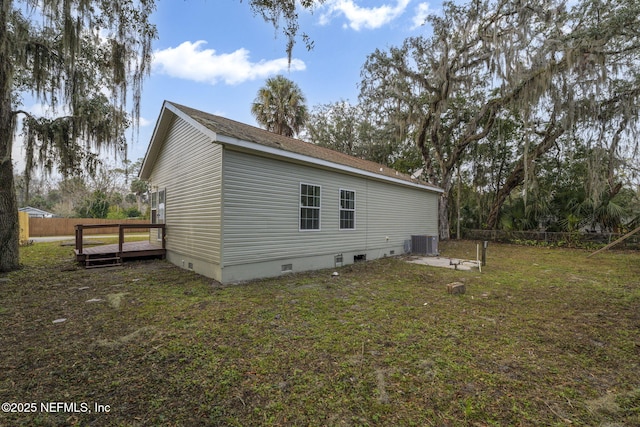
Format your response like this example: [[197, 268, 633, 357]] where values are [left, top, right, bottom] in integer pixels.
[[139, 101, 442, 283], [19, 206, 55, 218]]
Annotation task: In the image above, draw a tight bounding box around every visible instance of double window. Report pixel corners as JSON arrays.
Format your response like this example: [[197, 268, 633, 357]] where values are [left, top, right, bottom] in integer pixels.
[[300, 183, 321, 230], [339, 189, 356, 230], [299, 184, 356, 231]]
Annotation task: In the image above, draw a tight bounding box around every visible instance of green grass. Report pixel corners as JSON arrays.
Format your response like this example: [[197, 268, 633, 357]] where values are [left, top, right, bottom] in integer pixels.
[[0, 240, 639, 426]]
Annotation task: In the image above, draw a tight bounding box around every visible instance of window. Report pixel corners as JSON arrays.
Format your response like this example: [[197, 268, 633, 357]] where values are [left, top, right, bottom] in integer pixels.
[[158, 189, 165, 223], [339, 189, 355, 230], [300, 183, 321, 230], [150, 188, 165, 240], [150, 190, 158, 224]]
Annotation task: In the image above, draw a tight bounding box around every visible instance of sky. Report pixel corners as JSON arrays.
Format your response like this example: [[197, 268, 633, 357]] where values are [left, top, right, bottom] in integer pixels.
[[14, 0, 440, 174], [130, 0, 438, 165]]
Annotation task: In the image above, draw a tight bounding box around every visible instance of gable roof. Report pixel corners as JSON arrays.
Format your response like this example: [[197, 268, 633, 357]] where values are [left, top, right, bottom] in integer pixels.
[[140, 101, 442, 193]]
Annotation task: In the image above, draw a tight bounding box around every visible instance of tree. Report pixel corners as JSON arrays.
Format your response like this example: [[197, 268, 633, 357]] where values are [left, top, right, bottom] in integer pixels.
[[247, 1, 325, 62], [75, 190, 110, 219], [360, 0, 640, 239], [1, 1, 324, 272], [251, 75, 308, 137], [306, 100, 422, 173], [484, 0, 640, 229], [307, 101, 362, 156], [55, 177, 90, 217], [130, 178, 149, 215], [0, 1, 156, 272]]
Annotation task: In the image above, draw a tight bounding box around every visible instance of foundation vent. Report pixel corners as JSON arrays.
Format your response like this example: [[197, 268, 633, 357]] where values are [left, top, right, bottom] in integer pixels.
[[281, 264, 293, 272]]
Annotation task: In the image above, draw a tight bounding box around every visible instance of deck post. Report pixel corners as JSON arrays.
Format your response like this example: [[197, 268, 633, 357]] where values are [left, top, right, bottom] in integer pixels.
[[76, 225, 83, 255], [161, 225, 166, 249], [118, 225, 125, 254]]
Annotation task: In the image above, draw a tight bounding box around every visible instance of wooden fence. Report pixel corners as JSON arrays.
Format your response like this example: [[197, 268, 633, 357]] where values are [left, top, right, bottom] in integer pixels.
[[19, 211, 29, 244], [29, 218, 151, 237]]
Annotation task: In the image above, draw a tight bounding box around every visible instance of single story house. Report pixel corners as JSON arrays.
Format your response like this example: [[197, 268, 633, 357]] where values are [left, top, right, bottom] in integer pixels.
[[139, 101, 443, 283], [19, 206, 55, 218]]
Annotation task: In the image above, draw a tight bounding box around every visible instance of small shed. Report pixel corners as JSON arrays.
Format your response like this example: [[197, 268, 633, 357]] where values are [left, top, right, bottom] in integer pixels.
[[139, 101, 443, 283]]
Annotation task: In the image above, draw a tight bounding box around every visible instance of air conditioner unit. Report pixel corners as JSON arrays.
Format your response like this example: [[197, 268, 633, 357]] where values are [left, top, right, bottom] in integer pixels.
[[411, 235, 439, 256]]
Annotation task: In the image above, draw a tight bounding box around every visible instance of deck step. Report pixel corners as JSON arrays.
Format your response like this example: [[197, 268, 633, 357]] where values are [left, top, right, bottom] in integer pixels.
[[85, 256, 122, 268]]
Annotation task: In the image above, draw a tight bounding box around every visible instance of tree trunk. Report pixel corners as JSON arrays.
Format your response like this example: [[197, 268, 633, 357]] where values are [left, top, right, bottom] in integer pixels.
[[486, 124, 564, 229], [0, 2, 20, 272], [438, 192, 450, 241], [485, 162, 524, 230], [416, 122, 451, 240], [136, 194, 144, 215], [456, 166, 461, 239], [0, 148, 19, 273]]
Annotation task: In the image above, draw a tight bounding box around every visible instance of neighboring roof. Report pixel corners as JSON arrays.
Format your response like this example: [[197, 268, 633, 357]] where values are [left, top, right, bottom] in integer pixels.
[[140, 101, 443, 193], [19, 206, 55, 217]]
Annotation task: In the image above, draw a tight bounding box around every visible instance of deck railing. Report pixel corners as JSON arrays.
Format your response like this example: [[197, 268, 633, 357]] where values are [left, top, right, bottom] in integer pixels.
[[75, 223, 166, 255]]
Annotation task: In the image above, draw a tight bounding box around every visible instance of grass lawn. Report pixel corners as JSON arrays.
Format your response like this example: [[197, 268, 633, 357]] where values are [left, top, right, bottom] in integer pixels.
[[1, 239, 639, 426]]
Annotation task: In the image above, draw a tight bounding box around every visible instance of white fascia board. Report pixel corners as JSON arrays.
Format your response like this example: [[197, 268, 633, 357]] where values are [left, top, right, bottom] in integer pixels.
[[139, 105, 168, 179], [216, 134, 443, 193]]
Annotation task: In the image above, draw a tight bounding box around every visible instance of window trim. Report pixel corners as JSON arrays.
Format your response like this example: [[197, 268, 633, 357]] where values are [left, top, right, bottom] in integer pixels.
[[150, 187, 166, 241], [339, 188, 356, 230], [299, 182, 321, 231], [150, 189, 158, 224]]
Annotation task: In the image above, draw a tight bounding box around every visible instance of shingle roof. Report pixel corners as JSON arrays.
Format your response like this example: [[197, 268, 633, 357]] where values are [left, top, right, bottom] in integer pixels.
[[169, 102, 440, 191]]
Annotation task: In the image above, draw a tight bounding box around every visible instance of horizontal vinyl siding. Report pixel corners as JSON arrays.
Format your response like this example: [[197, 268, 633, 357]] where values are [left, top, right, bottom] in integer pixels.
[[222, 149, 437, 266], [148, 116, 222, 263], [365, 179, 438, 248]]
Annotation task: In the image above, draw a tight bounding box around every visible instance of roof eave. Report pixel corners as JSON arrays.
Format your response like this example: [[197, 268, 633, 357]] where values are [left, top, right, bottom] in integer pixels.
[[139, 101, 170, 180], [217, 133, 443, 193]]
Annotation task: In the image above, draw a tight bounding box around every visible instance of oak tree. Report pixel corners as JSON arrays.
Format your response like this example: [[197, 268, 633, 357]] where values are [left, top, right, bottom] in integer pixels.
[[360, 0, 640, 238]]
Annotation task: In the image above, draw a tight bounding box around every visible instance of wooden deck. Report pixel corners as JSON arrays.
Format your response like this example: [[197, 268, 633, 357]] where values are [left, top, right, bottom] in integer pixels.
[[74, 223, 166, 268], [75, 241, 165, 257]]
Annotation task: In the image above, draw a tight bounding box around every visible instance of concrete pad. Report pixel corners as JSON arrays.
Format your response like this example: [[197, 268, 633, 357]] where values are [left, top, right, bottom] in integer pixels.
[[406, 256, 479, 271]]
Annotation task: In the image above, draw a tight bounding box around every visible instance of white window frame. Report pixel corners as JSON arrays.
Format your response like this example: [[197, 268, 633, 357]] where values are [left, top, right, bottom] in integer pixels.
[[299, 182, 321, 231], [150, 189, 158, 224], [339, 188, 356, 230], [150, 187, 165, 241]]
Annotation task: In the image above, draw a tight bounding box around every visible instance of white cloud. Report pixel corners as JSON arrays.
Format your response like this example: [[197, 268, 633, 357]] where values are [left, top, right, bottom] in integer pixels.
[[411, 3, 430, 29], [152, 41, 305, 85], [319, 0, 410, 31]]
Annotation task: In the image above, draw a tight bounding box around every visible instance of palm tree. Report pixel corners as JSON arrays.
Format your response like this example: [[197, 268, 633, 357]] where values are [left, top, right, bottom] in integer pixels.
[[251, 75, 308, 137]]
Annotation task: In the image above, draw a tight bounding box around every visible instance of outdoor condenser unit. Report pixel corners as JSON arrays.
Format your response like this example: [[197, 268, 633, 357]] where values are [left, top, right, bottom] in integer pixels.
[[411, 235, 439, 256]]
